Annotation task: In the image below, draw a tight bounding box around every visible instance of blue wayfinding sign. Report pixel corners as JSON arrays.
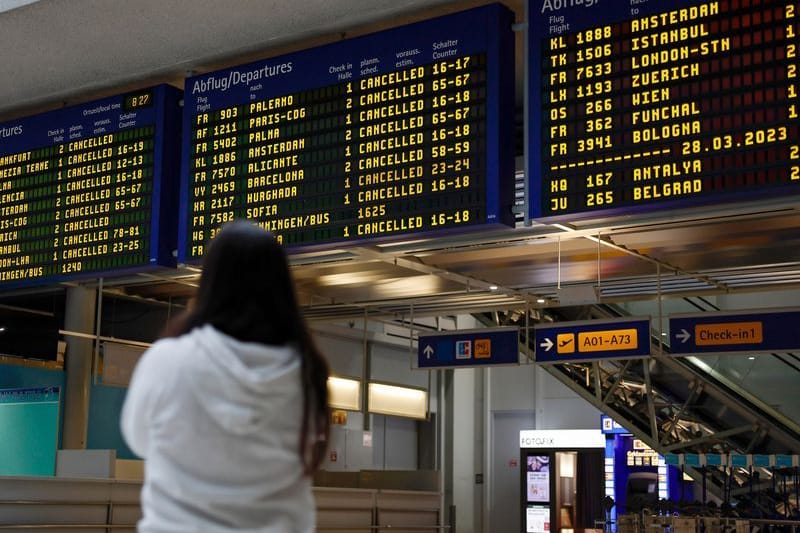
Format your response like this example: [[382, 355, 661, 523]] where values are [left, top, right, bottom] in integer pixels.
[[417, 327, 519, 369], [669, 308, 800, 355], [534, 318, 651, 363]]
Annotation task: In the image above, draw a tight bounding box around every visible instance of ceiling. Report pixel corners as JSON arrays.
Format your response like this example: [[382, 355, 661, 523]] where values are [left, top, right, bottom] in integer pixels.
[[1, 0, 799, 321]]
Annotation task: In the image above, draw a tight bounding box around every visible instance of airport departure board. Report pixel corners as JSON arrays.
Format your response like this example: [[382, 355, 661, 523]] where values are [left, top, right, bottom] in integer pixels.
[[0, 85, 181, 288], [179, 4, 514, 259], [530, 0, 800, 219]]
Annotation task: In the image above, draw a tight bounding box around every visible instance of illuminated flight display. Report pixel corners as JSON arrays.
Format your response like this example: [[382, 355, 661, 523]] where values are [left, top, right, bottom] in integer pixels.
[[530, 0, 799, 219], [179, 4, 514, 260], [0, 85, 181, 288]]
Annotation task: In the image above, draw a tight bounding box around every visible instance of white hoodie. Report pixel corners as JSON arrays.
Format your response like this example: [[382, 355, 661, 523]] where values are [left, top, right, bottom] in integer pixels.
[[121, 325, 314, 532]]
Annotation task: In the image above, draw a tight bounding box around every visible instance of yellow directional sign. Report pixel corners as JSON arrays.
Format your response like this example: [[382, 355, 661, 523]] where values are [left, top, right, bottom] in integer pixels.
[[577, 329, 638, 353], [535, 318, 651, 363], [695, 322, 763, 346]]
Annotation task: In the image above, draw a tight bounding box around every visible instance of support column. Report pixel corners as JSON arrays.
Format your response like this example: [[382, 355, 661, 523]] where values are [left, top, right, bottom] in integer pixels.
[[62, 286, 97, 449]]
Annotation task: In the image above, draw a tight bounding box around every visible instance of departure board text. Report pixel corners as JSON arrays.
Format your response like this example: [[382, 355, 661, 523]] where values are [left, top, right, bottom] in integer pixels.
[[179, 5, 514, 259], [0, 86, 180, 288], [530, 0, 800, 219]]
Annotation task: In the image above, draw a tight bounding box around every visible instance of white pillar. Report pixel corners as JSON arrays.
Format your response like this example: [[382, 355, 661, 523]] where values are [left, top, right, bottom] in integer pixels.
[[62, 286, 97, 449]]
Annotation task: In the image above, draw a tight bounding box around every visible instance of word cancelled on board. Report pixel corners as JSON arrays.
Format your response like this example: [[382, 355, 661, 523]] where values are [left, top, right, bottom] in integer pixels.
[[179, 4, 515, 259]]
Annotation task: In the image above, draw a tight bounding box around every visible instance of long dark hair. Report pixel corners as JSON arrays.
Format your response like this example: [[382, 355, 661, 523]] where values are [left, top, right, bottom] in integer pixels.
[[164, 220, 330, 474]]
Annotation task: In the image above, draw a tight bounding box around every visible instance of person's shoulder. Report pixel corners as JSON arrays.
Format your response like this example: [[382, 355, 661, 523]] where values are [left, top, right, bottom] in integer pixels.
[[137, 333, 199, 372]]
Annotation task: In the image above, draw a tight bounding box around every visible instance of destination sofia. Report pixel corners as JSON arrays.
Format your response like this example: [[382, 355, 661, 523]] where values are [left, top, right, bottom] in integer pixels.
[[192, 61, 294, 94]]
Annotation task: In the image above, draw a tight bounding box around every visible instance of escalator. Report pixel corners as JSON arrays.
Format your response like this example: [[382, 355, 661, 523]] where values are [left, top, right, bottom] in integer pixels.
[[477, 301, 800, 512]]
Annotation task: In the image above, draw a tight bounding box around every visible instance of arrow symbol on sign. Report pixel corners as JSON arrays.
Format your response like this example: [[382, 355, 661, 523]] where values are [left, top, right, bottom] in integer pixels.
[[539, 338, 554, 352], [423, 345, 434, 359], [676, 329, 691, 343]]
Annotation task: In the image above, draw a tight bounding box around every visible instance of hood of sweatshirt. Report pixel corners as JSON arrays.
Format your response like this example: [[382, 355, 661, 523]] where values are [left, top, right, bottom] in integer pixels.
[[187, 324, 301, 435]]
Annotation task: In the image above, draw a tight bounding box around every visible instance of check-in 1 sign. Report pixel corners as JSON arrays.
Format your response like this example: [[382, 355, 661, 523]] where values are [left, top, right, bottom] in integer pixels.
[[669, 309, 800, 355], [534, 318, 652, 363]]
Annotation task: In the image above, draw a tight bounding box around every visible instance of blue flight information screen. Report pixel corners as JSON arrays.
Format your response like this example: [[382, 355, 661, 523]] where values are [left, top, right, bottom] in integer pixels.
[[530, 0, 800, 220], [179, 4, 515, 259], [0, 85, 181, 288]]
